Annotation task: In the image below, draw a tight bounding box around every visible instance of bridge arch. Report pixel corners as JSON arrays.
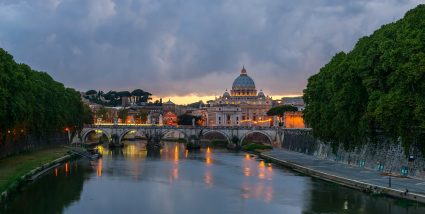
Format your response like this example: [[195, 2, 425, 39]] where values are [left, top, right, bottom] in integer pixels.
[[82, 128, 112, 144], [161, 129, 189, 141], [201, 130, 231, 144], [240, 130, 273, 145], [118, 129, 145, 143]]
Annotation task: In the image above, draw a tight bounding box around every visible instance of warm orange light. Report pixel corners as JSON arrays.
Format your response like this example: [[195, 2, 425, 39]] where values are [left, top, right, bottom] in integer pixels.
[[284, 112, 305, 128], [97, 159, 102, 177], [204, 171, 213, 186], [172, 168, 179, 180], [245, 154, 250, 160], [54, 168, 58, 177], [64, 127, 69, 132], [185, 149, 188, 158], [259, 160, 265, 168], [206, 147, 212, 165], [267, 163, 273, 170], [244, 167, 251, 177], [258, 172, 265, 179], [174, 145, 179, 162], [65, 163, 69, 174]]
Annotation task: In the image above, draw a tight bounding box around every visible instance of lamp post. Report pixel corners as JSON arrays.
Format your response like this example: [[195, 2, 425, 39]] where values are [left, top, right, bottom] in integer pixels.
[[65, 127, 71, 144]]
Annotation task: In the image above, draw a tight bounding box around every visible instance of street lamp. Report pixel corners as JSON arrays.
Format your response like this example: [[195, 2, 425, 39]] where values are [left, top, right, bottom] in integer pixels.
[[64, 127, 71, 144]]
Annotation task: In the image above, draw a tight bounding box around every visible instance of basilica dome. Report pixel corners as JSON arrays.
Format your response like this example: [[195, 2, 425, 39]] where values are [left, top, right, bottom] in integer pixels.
[[231, 66, 257, 97], [232, 66, 256, 90]]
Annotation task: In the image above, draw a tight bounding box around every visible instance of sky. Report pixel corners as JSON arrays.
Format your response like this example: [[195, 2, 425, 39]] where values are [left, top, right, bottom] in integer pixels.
[[0, 0, 423, 104]]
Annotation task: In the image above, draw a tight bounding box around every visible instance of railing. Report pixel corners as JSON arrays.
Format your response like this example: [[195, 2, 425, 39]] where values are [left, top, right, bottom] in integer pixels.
[[84, 124, 311, 131]]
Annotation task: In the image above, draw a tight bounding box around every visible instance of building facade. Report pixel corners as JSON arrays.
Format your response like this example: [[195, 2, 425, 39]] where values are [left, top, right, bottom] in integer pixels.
[[207, 67, 273, 126]]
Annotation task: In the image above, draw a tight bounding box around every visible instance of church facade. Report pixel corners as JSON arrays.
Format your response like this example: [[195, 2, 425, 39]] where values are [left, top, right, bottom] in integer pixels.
[[206, 67, 273, 127]]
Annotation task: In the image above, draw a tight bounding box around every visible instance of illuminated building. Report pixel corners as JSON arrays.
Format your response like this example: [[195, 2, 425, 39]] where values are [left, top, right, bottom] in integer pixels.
[[284, 111, 305, 128], [207, 67, 273, 126], [163, 111, 178, 126]]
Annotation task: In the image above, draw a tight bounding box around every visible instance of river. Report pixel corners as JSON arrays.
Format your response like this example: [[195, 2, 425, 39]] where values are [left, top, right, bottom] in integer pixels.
[[1, 142, 424, 214]]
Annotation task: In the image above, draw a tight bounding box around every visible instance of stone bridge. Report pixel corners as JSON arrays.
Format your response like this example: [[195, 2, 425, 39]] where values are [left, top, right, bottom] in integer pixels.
[[76, 124, 311, 149]]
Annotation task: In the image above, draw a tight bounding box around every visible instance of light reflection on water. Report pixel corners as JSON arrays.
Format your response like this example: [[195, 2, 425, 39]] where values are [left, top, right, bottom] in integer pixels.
[[1, 141, 425, 214]]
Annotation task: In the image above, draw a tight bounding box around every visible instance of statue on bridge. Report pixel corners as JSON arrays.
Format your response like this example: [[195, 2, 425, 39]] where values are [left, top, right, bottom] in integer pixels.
[[147, 112, 152, 124], [159, 114, 163, 126]]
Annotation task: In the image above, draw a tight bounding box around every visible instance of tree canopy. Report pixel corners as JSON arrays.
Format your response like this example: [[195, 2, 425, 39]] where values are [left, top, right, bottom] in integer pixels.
[[267, 105, 298, 117], [303, 5, 425, 151], [177, 114, 201, 125], [84, 88, 152, 106], [0, 48, 93, 140]]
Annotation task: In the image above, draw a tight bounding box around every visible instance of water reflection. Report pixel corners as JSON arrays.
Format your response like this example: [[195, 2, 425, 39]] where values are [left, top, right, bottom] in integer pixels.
[[240, 154, 274, 203], [169, 145, 180, 182], [206, 146, 212, 165], [1, 141, 425, 214], [0, 161, 92, 214], [96, 158, 102, 177]]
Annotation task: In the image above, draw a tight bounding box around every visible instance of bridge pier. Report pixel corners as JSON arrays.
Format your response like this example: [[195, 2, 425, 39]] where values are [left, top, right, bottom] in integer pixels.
[[109, 134, 124, 148], [146, 135, 162, 151], [186, 135, 201, 150]]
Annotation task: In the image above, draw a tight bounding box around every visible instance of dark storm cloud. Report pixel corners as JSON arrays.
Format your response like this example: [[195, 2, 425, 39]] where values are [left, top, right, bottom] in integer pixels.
[[0, 0, 423, 96]]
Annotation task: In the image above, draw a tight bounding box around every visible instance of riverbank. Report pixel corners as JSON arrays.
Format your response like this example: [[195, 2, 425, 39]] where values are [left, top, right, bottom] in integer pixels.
[[0, 147, 72, 201], [260, 149, 425, 204]]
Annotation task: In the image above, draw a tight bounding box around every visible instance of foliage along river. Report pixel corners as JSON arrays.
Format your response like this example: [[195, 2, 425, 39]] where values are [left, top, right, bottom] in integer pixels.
[[1, 141, 424, 214]]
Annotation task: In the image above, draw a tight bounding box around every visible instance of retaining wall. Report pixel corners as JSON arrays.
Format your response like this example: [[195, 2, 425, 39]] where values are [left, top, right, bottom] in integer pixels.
[[282, 131, 425, 179], [0, 133, 68, 159]]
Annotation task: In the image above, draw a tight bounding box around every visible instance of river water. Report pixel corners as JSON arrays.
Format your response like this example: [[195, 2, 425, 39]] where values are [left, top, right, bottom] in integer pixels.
[[1, 142, 424, 214]]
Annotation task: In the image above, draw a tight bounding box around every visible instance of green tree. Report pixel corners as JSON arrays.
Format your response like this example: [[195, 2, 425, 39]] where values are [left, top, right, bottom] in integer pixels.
[[136, 109, 148, 123], [0, 48, 93, 143], [303, 5, 425, 152], [177, 114, 201, 125], [118, 109, 128, 123], [96, 106, 109, 121], [267, 105, 298, 117]]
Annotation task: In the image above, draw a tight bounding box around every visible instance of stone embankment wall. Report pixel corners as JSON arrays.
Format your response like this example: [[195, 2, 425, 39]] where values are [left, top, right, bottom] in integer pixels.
[[0, 133, 68, 159], [283, 130, 425, 179]]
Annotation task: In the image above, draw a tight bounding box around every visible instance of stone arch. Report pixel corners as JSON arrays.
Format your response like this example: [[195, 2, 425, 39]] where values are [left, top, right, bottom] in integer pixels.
[[82, 128, 112, 143], [201, 130, 231, 144], [161, 129, 189, 141], [118, 129, 144, 143], [240, 131, 273, 145]]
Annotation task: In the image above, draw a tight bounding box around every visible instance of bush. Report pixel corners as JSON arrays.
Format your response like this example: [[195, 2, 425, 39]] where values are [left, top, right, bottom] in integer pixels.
[[211, 140, 228, 148], [242, 143, 273, 152]]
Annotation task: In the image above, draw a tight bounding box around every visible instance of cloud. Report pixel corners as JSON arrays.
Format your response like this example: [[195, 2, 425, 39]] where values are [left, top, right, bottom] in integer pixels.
[[0, 0, 423, 97]]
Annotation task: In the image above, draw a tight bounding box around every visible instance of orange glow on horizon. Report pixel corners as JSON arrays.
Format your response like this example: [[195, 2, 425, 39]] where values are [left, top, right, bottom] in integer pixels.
[[151, 94, 302, 105]]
